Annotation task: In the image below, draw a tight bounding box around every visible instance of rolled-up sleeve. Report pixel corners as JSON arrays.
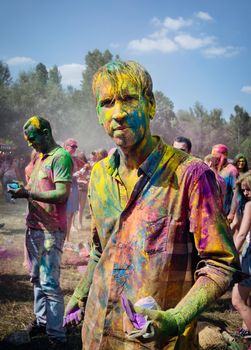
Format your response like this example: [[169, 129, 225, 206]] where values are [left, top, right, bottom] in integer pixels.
[[188, 168, 240, 290]]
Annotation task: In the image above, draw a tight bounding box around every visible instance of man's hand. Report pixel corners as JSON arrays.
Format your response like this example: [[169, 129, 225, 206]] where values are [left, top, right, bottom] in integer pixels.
[[7, 183, 29, 199], [64, 294, 85, 327], [132, 306, 181, 339], [227, 212, 234, 224]]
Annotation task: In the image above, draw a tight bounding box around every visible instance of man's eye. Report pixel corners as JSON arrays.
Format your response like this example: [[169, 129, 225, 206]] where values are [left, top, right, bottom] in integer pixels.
[[100, 99, 114, 107], [123, 95, 138, 103]]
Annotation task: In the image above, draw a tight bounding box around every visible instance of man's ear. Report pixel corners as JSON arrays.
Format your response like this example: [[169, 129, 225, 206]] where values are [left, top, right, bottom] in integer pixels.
[[149, 99, 156, 120], [42, 128, 50, 137]]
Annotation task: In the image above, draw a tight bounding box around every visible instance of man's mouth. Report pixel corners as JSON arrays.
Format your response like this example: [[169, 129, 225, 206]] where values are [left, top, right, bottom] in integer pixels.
[[113, 125, 128, 131]]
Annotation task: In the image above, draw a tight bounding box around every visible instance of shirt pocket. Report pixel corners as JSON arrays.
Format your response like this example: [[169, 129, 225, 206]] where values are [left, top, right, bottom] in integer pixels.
[[144, 215, 171, 255]]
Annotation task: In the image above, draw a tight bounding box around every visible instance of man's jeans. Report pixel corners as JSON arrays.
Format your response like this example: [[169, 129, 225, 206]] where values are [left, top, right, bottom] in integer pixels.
[[26, 228, 66, 341]]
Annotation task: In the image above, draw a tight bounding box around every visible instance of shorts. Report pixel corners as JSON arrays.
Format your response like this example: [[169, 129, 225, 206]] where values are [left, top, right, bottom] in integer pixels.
[[240, 242, 251, 287], [66, 178, 79, 214]]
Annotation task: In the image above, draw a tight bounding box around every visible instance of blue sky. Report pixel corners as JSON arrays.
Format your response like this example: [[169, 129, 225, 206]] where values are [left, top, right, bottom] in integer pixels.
[[1, 0, 251, 120]]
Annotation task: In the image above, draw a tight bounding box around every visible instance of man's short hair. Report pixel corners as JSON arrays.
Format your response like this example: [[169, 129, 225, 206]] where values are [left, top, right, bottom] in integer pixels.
[[211, 144, 228, 157], [92, 60, 156, 119], [174, 136, 192, 153], [204, 154, 220, 169], [23, 115, 52, 135]]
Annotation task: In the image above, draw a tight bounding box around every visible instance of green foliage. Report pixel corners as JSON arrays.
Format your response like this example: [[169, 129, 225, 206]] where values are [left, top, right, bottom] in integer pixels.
[[228, 105, 251, 151], [82, 49, 113, 103], [176, 104, 235, 158], [0, 54, 250, 163], [151, 90, 176, 143], [35, 63, 48, 86], [48, 65, 62, 86], [0, 60, 12, 86]]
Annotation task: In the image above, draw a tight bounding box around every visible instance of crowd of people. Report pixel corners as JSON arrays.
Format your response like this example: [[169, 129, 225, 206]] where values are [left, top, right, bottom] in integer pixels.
[[1, 59, 251, 350]]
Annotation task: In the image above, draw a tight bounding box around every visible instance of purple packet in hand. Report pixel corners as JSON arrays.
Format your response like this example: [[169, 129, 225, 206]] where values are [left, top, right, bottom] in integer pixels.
[[121, 294, 147, 329], [63, 308, 83, 327]]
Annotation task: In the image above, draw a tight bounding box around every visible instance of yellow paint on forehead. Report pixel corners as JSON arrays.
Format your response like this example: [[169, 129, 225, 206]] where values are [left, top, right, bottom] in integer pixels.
[[95, 73, 140, 99], [29, 116, 41, 129]]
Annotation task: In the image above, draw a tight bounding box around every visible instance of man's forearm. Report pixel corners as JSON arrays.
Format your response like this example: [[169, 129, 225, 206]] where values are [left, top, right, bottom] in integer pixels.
[[73, 256, 98, 301], [134, 275, 225, 338], [171, 276, 224, 333], [29, 189, 68, 204]]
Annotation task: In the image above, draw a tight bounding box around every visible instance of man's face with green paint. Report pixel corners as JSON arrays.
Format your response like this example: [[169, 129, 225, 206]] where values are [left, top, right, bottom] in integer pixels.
[[95, 74, 152, 150], [24, 125, 47, 154]]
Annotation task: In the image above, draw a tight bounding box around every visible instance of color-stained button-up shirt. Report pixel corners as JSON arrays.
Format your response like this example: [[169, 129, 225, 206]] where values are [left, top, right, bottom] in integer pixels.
[[81, 138, 239, 350]]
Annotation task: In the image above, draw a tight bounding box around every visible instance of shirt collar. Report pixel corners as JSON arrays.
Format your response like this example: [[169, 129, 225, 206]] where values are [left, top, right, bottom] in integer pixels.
[[105, 137, 166, 178], [41, 145, 61, 159], [139, 137, 166, 177]]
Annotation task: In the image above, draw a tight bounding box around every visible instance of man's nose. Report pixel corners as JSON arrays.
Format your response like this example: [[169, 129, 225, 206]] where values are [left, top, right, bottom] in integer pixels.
[[112, 101, 127, 120]]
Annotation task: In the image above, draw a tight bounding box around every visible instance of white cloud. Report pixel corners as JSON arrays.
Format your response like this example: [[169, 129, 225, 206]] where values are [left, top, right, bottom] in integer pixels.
[[58, 64, 85, 87], [6, 56, 36, 66], [195, 11, 213, 21], [149, 28, 169, 39], [127, 14, 239, 58], [163, 16, 193, 31], [175, 34, 214, 49], [241, 86, 251, 94], [203, 46, 239, 58], [128, 37, 178, 53]]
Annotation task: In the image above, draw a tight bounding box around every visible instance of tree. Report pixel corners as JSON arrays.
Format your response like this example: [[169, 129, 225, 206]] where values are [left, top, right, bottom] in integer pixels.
[[0, 61, 12, 86], [202, 108, 229, 154], [48, 65, 62, 87], [33, 63, 48, 95], [81, 49, 113, 106], [0, 61, 17, 142], [240, 138, 251, 164], [229, 105, 250, 148], [151, 90, 176, 143]]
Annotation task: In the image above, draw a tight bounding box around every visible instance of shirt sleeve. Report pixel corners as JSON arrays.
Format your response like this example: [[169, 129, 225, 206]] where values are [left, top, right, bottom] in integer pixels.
[[188, 167, 240, 290], [53, 152, 73, 183], [168, 167, 241, 334]]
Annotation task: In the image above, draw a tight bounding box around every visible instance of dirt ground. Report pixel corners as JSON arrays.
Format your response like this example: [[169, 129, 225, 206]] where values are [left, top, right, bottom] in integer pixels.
[[0, 196, 250, 350]]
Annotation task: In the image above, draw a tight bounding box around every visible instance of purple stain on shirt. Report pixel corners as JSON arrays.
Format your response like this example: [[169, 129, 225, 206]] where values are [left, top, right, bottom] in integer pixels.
[[198, 236, 208, 250], [121, 294, 146, 329]]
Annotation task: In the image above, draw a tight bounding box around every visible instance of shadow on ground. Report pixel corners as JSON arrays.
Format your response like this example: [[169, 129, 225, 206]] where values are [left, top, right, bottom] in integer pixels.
[[0, 327, 82, 350], [0, 274, 33, 303]]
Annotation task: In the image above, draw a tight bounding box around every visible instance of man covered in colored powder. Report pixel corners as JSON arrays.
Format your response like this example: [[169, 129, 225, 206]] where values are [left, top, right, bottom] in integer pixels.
[[211, 144, 238, 216], [64, 60, 240, 349], [9, 116, 73, 349]]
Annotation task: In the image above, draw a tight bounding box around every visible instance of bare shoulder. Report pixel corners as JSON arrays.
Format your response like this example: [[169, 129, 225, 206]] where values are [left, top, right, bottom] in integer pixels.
[[244, 201, 251, 212]]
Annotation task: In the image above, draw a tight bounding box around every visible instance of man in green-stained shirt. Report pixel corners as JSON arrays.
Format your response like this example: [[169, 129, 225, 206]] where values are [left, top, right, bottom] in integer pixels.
[[9, 116, 72, 350], [65, 60, 241, 350]]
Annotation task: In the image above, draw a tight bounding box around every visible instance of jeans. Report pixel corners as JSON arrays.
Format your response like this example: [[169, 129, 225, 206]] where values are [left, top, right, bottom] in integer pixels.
[[26, 228, 66, 341]]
